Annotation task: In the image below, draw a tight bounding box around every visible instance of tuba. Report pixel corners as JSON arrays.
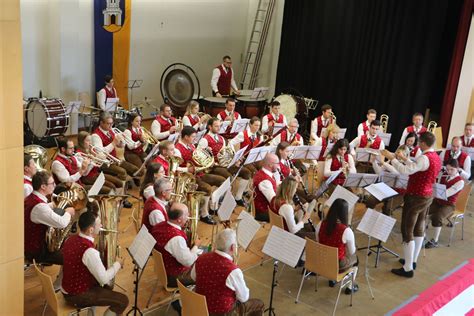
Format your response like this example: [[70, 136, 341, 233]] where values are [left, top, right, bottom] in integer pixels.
[[24, 145, 48, 171], [192, 148, 215, 173], [167, 156, 184, 187], [172, 172, 197, 204], [427, 121, 437, 133], [380, 114, 389, 133], [185, 190, 206, 246], [45, 183, 88, 252], [217, 144, 235, 167]]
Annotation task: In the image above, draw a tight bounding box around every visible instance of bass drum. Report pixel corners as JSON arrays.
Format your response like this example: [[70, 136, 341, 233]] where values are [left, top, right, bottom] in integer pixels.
[[274, 94, 307, 122], [25, 98, 69, 138]]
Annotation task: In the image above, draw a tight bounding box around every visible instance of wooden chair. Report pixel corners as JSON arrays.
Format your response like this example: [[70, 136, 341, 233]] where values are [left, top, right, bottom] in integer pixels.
[[177, 280, 209, 316], [448, 183, 471, 246], [295, 238, 356, 316], [146, 249, 179, 311], [268, 210, 285, 230], [33, 261, 94, 316]]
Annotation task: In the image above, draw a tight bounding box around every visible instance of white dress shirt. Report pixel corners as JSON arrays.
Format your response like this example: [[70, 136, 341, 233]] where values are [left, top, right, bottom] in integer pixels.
[[439, 150, 471, 180], [278, 203, 305, 234], [391, 148, 433, 175], [372, 160, 400, 175], [211, 65, 239, 94], [197, 132, 221, 151], [61, 233, 121, 294], [216, 110, 242, 122], [443, 173, 464, 198], [183, 115, 205, 131], [151, 115, 176, 140], [315, 222, 356, 256], [51, 154, 86, 184], [349, 134, 385, 155], [357, 120, 370, 137], [310, 116, 330, 141], [91, 127, 116, 154], [261, 113, 287, 133], [164, 222, 200, 267], [229, 129, 262, 148], [97, 87, 118, 110], [323, 155, 356, 177], [408, 146, 422, 159], [191, 250, 249, 302], [143, 185, 155, 200], [271, 131, 304, 146], [24, 175, 33, 198], [399, 125, 424, 145], [123, 128, 142, 150], [258, 168, 279, 203], [149, 196, 168, 226], [30, 191, 71, 228]]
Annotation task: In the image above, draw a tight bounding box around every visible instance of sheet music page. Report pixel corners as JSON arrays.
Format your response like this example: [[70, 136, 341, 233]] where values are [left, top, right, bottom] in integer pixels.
[[194, 130, 207, 144], [290, 146, 310, 160], [230, 119, 250, 133], [433, 183, 447, 200], [343, 173, 363, 187], [360, 174, 380, 186], [229, 146, 248, 168], [338, 128, 347, 140], [67, 101, 81, 114], [88, 172, 105, 196], [219, 121, 231, 134], [325, 185, 359, 210], [212, 177, 231, 203], [168, 133, 179, 143], [105, 98, 118, 112], [372, 213, 396, 243], [305, 145, 323, 160], [237, 211, 261, 250], [376, 131, 392, 147], [365, 182, 398, 201], [245, 147, 271, 165], [357, 208, 379, 236], [128, 225, 157, 269], [262, 226, 307, 268], [272, 123, 286, 135], [326, 170, 342, 185], [217, 190, 236, 221]]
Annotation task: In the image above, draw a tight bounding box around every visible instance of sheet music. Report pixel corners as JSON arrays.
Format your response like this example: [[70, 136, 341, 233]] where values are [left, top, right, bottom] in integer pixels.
[[262, 226, 307, 268], [433, 183, 447, 200], [357, 208, 396, 243], [343, 173, 378, 187], [218, 190, 237, 221], [365, 182, 398, 201], [325, 185, 359, 211], [219, 121, 231, 134], [105, 98, 118, 112], [212, 177, 231, 203], [230, 119, 250, 133], [376, 131, 392, 147], [194, 130, 207, 144], [251, 87, 269, 99], [355, 148, 380, 162], [244, 146, 273, 165], [168, 133, 179, 143], [229, 146, 248, 168], [326, 170, 342, 185], [88, 172, 105, 196], [237, 211, 261, 250], [272, 123, 286, 135], [128, 225, 157, 269]]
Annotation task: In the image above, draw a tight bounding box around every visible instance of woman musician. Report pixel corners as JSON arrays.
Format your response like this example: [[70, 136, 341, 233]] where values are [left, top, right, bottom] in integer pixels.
[[323, 139, 356, 193], [139, 162, 166, 201], [123, 113, 147, 169], [404, 132, 421, 159], [182, 101, 208, 131], [313, 123, 340, 161]]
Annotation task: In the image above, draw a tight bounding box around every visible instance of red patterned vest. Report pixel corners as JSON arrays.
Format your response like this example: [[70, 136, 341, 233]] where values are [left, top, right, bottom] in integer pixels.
[[443, 151, 468, 168], [406, 126, 427, 137], [126, 127, 144, 154], [241, 130, 261, 153], [53, 155, 81, 185], [175, 142, 195, 167], [461, 135, 474, 147], [76, 148, 100, 180], [93, 127, 117, 157], [361, 121, 369, 135], [253, 169, 277, 214], [195, 252, 238, 314], [152, 222, 190, 276], [280, 130, 302, 144], [318, 221, 347, 260], [266, 113, 285, 126], [218, 111, 239, 122], [155, 116, 177, 135], [318, 138, 329, 161], [24, 193, 48, 255], [406, 151, 442, 197], [279, 160, 291, 178], [204, 134, 225, 162], [152, 155, 170, 176], [62, 235, 97, 295], [187, 114, 200, 127], [410, 146, 420, 158], [437, 175, 463, 205], [327, 154, 349, 185], [216, 65, 232, 95], [142, 197, 168, 231], [316, 116, 333, 138], [359, 134, 382, 149], [104, 86, 116, 99]]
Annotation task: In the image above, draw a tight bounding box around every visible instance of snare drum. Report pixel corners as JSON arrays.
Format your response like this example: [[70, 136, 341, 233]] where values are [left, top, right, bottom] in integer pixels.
[[26, 98, 69, 138], [236, 96, 267, 118], [204, 97, 227, 117], [274, 94, 307, 122]]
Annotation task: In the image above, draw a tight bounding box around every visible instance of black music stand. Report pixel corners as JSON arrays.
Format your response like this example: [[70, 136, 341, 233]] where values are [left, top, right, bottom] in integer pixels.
[[127, 80, 143, 108]]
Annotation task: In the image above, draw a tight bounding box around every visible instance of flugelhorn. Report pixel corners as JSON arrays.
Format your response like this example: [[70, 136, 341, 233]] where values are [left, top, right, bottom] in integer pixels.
[[75, 151, 109, 168], [380, 114, 389, 133], [112, 127, 136, 148]]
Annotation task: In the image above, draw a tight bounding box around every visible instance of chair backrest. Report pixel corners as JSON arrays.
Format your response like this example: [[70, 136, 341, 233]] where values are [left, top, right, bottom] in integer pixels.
[[455, 183, 472, 213], [151, 249, 175, 291], [434, 127, 443, 149], [177, 280, 209, 316], [268, 210, 285, 230], [304, 238, 339, 280], [33, 261, 59, 315], [316, 161, 325, 187]]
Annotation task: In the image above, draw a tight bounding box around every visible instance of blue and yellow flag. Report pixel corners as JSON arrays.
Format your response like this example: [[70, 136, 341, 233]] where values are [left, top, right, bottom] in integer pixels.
[[94, 0, 131, 108]]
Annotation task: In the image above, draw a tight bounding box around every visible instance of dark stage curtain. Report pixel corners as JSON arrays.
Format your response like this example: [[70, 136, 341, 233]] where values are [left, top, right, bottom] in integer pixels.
[[276, 0, 464, 148]]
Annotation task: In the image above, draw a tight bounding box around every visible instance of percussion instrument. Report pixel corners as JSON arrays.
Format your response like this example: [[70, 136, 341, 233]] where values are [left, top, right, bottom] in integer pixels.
[[204, 97, 227, 117], [274, 94, 307, 122], [236, 96, 266, 118], [239, 89, 254, 97], [25, 98, 69, 138]]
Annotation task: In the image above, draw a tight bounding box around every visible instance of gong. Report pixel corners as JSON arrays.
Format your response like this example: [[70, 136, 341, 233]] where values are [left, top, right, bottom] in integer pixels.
[[160, 63, 201, 111]]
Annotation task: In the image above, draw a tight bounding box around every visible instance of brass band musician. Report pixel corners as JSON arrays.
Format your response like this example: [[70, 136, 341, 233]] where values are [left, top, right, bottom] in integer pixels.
[[399, 112, 427, 145], [183, 101, 208, 131], [139, 162, 165, 201], [151, 104, 178, 141], [261, 101, 287, 135], [253, 153, 280, 222], [24, 153, 37, 198], [142, 178, 172, 231], [310, 104, 334, 140], [123, 113, 147, 169], [211, 55, 240, 97], [357, 109, 377, 137]]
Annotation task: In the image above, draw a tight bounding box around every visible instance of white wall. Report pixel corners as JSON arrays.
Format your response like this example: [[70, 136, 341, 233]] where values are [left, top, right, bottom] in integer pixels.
[[20, 0, 284, 118], [448, 14, 474, 141]]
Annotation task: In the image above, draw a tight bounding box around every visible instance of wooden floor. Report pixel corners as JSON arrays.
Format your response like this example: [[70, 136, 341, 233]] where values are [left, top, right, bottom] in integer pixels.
[[24, 180, 474, 315]]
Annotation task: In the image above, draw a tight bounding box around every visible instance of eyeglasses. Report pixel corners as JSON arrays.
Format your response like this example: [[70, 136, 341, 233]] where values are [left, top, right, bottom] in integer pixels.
[[46, 182, 56, 186]]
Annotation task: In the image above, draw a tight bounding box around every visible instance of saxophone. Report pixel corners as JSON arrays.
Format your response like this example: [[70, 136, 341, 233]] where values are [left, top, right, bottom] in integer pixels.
[[45, 183, 87, 252]]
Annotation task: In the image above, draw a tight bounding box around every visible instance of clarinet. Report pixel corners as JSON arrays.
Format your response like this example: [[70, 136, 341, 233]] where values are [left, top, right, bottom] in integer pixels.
[[293, 194, 316, 232], [288, 158, 310, 196]]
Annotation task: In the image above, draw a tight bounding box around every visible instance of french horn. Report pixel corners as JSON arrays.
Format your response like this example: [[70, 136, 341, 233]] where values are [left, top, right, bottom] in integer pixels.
[[24, 145, 48, 171]]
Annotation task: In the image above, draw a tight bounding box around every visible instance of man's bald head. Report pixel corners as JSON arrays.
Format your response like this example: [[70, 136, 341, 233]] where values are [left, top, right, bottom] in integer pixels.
[[451, 136, 462, 152], [263, 153, 279, 173], [168, 202, 189, 227]]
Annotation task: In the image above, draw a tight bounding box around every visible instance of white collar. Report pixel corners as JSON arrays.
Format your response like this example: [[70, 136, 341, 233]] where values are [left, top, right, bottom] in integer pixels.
[[57, 153, 70, 159], [450, 150, 461, 158], [167, 221, 182, 230], [79, 232, 95, 243], [365, 120, 370, 125], [153, 196, 168, 206], [262, 167, 274, 177], [209, 131, 219, 138], [215, 250, 233, 261], [221, 64, 230, 72], [413, 125, 422, 131], [447, 172, 460, 181], [99, 126, 110, 134], [422, 148, 434, 154], [33, 191, 48, 203], [179, 140, 191, 148], [24, 175, 32, 181]]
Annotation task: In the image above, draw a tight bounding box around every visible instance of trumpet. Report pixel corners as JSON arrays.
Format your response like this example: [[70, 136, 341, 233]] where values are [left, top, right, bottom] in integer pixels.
[[75, 151, 110, 168], [197, 112, 212, 124], [90, 145, 121, 164], [140, 126, 159, 152], [112, 127, 137, 148]]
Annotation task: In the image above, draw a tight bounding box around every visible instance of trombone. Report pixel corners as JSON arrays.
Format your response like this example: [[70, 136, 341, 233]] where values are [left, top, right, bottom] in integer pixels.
[[75, 151, 110, 168]]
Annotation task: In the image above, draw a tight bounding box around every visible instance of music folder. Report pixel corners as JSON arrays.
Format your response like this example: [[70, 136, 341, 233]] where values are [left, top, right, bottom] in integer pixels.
[[105, 98, 119, 112]]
